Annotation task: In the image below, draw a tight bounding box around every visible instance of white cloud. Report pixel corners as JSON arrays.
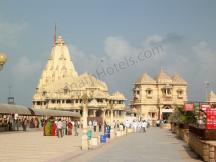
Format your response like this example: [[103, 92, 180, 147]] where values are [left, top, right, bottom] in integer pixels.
[[143, 34, 163, 46], [104, 36, 135, 60], [12, 56, 42, 82], [0, 20, 27, 48]]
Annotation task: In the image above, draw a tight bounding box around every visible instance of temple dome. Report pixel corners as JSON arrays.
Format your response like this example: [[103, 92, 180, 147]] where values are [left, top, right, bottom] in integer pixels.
[[110, 91, 126, 100]]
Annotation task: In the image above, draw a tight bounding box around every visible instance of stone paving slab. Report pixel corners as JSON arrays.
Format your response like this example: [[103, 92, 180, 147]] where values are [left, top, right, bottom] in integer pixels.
[[66, 128, 203, 162], [0, 130, 82, 162]]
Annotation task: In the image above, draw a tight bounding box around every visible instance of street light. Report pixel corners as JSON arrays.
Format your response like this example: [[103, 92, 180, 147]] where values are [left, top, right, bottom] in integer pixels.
[[0, 53, 7, 71], [81, 93, 89, 150], [110, 101, 115, 139], [204, 81, 210, 101]]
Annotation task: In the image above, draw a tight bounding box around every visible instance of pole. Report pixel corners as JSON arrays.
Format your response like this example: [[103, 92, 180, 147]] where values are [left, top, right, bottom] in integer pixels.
[[81, 93, 88, 150]]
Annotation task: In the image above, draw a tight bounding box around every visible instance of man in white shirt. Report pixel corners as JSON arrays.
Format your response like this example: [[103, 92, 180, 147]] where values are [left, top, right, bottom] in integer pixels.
[[142, 120, 147, 133], [57, 119, 63, 138]]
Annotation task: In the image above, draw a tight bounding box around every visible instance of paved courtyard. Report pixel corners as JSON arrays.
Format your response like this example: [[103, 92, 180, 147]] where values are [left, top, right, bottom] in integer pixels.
[[0, 128, 203, 162], [67, 128, 202, 162], [0, 130, 82, 162]]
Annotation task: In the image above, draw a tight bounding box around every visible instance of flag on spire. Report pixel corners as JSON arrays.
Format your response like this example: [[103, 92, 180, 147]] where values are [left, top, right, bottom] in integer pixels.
[[54, 23, 57, 45]]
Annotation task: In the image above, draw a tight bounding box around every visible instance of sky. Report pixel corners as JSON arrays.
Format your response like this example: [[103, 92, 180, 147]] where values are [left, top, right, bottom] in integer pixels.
[[0, 0, 216, 106]]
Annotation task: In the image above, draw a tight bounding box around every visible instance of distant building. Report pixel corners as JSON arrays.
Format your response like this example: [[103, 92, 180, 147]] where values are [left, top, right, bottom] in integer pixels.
[[206, 91, 216, 103], [130, 69, 188, 122], [32, 35, 126, 123]]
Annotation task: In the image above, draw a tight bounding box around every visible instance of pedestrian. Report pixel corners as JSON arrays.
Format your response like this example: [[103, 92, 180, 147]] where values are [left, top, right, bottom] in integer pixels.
[[51, 121, 57, 136], [62, 120, 66, 136], [93, 120, 97, 132], [142, 120, 147, 133], [99, 122, 102, 132], [74, 120, 79, 136], [67, 121, 73, 135], [57, 119, 63, 138]]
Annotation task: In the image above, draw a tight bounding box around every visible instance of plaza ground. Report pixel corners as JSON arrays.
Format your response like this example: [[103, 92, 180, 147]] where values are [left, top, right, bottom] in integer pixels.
[[0, 129, 82, 162], [67, 128, 202, 162], [0, 128, 203, 162]]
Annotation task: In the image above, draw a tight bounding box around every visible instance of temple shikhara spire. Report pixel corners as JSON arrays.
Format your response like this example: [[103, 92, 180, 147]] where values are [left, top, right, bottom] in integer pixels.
[[32, 33, 126, 124]]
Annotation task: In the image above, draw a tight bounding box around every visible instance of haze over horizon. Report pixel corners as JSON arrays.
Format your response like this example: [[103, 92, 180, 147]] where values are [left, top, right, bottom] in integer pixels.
[[0, 1, 216, 106]]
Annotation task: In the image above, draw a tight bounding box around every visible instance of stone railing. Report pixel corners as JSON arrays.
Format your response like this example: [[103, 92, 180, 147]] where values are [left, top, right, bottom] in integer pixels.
[[170, 123, 189, 144], [189, 132, 216, 162]]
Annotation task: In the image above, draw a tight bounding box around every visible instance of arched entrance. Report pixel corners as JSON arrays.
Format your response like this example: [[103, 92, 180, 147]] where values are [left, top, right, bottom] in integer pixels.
[[96, 109, 103, 117], [161, 105, 173, 122], [87, 109, 103, 124]]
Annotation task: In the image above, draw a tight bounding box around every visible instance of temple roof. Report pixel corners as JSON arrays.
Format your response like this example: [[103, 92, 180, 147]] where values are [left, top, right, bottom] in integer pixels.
[[172, 74, 187, 85], [155, 69, 172, 84], [110, 91, 126, 100], [135, 73, 156, 84]]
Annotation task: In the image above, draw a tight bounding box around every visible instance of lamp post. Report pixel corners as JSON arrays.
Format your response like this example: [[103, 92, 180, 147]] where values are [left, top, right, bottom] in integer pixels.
[[0, 53, 7, 71], [204, 81, 210, 101], [110, 101, 115, 139], [81, 93, 89, 150]]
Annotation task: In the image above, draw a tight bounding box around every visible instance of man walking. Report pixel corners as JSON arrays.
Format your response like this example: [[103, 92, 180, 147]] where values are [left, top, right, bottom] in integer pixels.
[[142, 120, 147, 133], [57, 119, 63, 138]]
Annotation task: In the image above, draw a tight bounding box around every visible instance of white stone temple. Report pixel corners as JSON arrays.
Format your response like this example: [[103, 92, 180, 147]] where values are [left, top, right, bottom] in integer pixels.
[[130, 69, 188, 122], [32, 35, 126, 123]]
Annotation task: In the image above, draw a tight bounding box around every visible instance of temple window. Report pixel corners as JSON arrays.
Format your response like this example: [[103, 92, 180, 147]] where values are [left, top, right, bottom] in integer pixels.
[[162, 87, 172, 97], [66, 99, 71, 104], [177, 89, 183, 98], [63, 86, 69, 94], [42, 91, 47, 96]]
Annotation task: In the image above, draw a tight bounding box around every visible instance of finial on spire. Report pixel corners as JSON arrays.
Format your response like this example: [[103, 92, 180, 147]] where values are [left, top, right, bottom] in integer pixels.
[[54, 23, 57, 45]]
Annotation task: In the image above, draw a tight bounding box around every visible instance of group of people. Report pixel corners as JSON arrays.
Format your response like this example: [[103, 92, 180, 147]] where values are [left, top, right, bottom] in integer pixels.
[[125, 119, 149, 133], [0, 114, 44, 132], [44, 118, 80, 138], [88, 120, 102, 132]]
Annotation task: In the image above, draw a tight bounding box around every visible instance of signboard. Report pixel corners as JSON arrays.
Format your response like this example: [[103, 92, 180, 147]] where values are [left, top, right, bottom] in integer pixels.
[[206, 108, 216, 129], [200, 103, 211, 111], [161, 109, 173, 113], [184, 103, 194, 111]]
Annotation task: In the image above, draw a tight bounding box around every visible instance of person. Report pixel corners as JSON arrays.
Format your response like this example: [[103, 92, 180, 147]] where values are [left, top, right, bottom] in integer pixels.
[[57, 119, 63, 138], [67, 121, 73, 135], [138, 121, 142, 133], [142, 120, 147, 133], [132, 120, 137, 133], [99, 122, 102, 132], [88, 120, 92, 129], [74, 120, 79, 136], [22, 118, 27, 131], [62, 120, 66, 136], [51, 121, 57, 136], [156, 119, 160, 127], [93, 120, 97, 132]]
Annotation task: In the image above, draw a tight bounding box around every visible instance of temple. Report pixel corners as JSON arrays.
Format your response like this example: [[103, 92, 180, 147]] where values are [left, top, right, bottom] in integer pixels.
[[130, 69, 188, 123], [32, 35, 126, 123]]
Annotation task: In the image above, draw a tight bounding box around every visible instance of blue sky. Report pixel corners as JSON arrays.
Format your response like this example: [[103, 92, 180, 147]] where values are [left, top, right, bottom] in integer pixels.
[[0, 0, 216, 106]]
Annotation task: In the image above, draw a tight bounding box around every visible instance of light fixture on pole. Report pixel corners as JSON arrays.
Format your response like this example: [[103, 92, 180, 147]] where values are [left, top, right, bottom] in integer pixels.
[[0, 53, 7, 71], [110, 101, 115, 139], [204, 81, 210, 101], [81, 93, 89, 150]]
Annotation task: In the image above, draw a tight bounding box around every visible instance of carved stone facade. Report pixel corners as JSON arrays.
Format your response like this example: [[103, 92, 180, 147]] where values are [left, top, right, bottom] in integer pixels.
[[32, 35, 126, 123], [131, 70, 188, 122]]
